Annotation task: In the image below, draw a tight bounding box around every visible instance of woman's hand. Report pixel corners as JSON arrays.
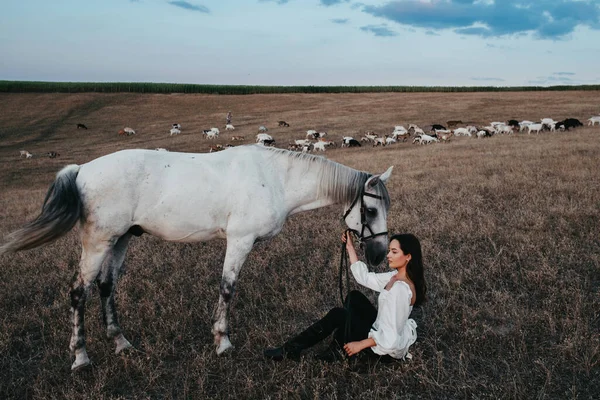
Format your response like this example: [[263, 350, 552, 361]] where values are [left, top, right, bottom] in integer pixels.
[[341, 230, 355, 251], [343, 341, 364, 357], [342, 230, 359, 264]]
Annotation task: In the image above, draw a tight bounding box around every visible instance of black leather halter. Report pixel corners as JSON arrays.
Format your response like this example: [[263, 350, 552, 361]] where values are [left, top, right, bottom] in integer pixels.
[[342, 189, 388, 243]]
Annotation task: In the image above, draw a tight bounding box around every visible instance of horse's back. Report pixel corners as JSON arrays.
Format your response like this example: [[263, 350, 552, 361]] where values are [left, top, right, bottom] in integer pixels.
[[76, 147, 286, 241]]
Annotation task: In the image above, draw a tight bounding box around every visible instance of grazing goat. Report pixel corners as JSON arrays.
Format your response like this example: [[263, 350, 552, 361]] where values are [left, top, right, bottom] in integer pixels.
[[231, 135, 246, 141], [527, 123, 543, 134], [313, 141, 327, 151], [364, 132, 378, 141], [346, 138, 361, 147], [497, 125, 513, 135], [295, 139, 311, 146], [587, 116, 600, 126], [318, 139, 336, 147], [225, 124, 235, 130], [77, 123, 88, 130], [258, 125, 268, 133], [418, 134, 439, 144], [256, 133, 273, 144], [124, 127, 136, 136], [466, 126, 478, 135], [306, 130, 318, 139], [453, 127, 469, 136], [519, 120, 534, 132], [209, 144, 224, 153], [170, 128, 181, 136], [438, 132, 453, 143], [278, 121, 290, 127], [385, 137, 397, 145], [373, 136, 387, 147], [172, 123, 182, 130], [507, 120, 519, 129], [560, 118, 583, 130], [203, 128, 220, 139], [19, 150, 29, 158]]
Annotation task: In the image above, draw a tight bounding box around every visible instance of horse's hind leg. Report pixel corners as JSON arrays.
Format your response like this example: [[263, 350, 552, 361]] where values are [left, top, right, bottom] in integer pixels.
[[212, 235, 255, 355], [96, 233, 132, 355], [70, 236, 113, 371]]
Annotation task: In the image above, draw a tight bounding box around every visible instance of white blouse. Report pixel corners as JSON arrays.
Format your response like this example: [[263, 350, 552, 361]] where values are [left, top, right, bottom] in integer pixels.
[[350, 261, 418, 359]]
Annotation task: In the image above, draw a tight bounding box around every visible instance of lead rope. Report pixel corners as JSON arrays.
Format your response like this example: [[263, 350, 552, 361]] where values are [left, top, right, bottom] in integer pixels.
[[338, 230, 355, 348]]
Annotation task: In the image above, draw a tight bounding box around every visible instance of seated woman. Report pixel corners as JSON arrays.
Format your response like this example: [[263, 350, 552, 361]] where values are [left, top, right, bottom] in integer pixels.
[[264, 231, 427, 362]]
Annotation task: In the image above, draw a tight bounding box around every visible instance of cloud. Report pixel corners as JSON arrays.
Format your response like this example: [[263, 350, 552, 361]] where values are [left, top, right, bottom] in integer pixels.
[[331, 18, 349, 24], [527, 72, 587, 85], [470, 77, 506, 82], [360, 24, 398, 37], [168, 1, 209, 12], [362, 0, 600, 40], [320, 0, 350, 6], [259, 0, 291, 4]]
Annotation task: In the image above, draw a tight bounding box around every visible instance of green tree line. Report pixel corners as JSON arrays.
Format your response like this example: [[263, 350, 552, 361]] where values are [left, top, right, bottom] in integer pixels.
[[1, 80, 599, 94]]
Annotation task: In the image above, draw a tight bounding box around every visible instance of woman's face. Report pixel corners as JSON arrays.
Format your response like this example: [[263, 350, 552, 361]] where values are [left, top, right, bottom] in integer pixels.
[[387, 239, 411, 270]]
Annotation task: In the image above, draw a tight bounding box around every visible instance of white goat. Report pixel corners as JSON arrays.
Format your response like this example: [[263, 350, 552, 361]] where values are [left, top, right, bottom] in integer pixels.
[[519, 121, 534, 132], [373, 136, 387, 147], [527, 123, 543, 134], [169, 128, 181, 136], [225, 124, 235, 130], [587, 116, 600, 126], [306, 129, 317, 138], [453, 127, 469, 136], [294, 139, 311, 146], [312, 141, 327, 152], [256, 133, 273, 143]]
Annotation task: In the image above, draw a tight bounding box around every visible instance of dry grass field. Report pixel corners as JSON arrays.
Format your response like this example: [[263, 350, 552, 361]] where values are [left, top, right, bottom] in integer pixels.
[[0, 91, 599, 399]]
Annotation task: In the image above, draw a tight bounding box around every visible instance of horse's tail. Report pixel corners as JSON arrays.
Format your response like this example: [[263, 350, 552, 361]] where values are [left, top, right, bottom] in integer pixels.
[[0, 164, 82, 254]]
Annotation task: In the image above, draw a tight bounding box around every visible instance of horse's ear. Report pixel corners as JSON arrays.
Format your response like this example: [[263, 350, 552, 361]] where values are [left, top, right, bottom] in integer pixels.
[[366, 166, 393, 188], [379, 166, 393, 184]]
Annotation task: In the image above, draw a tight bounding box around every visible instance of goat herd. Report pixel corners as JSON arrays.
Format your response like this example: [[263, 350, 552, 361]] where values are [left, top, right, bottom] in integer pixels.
[[202, 115, 600, 154], [17, 115, 600, 159]]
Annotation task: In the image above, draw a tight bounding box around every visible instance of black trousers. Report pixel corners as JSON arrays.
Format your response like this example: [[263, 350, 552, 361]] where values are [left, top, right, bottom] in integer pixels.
[[319, 290, 396, 363], [326, 290, 378, 346]]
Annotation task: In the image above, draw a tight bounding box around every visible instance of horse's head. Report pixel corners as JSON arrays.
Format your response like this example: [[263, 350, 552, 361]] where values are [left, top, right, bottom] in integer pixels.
[[344, 166, 393, 266]]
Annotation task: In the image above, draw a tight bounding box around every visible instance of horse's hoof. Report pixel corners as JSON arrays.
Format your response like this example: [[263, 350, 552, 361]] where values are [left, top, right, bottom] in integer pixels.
[[216, 336, 234, 355], [114, 334, 132, 354], [71, 352, 91, 371]]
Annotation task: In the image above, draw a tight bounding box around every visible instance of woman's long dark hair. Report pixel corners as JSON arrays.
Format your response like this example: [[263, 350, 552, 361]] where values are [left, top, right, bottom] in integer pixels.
[[390, 233, 427, 306]]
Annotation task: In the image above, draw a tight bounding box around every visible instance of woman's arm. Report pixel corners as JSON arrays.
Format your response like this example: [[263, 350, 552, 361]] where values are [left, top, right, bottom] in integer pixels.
[[342, 231, 359, 264], [344, 338, 376, 356]]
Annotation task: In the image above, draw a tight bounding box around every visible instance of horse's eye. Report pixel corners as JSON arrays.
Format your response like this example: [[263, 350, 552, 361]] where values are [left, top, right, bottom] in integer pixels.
[[366, 208, 377, 217]]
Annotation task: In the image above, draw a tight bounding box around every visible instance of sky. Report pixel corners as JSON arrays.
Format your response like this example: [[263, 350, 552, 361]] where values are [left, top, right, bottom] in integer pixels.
[[1, 0, 600, 86]]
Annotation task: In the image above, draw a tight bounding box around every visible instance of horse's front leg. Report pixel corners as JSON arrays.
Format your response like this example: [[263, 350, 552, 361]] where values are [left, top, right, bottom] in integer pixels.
[[212, 235, 255, 355]]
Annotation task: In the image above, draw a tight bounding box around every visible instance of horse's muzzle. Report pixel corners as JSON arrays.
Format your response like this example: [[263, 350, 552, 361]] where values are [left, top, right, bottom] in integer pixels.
[[364, 238, 387, 266]]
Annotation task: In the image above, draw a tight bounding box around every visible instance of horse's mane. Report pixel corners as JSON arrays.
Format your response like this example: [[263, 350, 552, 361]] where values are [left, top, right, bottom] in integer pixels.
[[259, 146, 389, 206]]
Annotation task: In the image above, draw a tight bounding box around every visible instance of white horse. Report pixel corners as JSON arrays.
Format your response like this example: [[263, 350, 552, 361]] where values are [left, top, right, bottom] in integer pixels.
[[0, 145, 393, 371]]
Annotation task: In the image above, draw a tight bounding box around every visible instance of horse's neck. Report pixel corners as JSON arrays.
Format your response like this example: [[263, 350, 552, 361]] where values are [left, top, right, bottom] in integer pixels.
[[283, 160, 353, 216]]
